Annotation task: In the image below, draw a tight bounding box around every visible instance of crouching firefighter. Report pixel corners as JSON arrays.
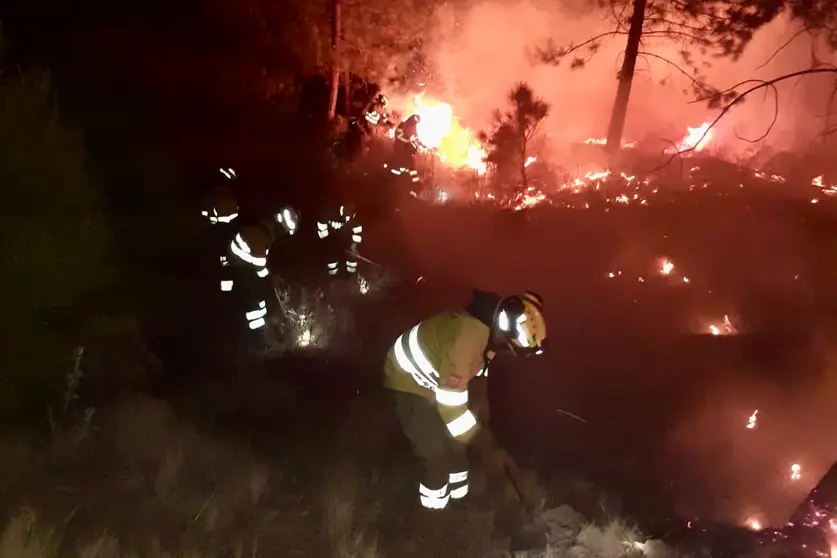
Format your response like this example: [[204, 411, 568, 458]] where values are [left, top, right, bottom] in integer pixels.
[[383, 289, 546, 511], [384, 114, 421, 186], [315, 204, 363, 278], [222, 219, 275, 333]]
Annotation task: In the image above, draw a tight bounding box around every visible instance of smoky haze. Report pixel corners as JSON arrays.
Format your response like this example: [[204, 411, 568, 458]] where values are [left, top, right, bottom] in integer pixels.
[[370, 194, 837, 529], [420, 0, 837, 154]]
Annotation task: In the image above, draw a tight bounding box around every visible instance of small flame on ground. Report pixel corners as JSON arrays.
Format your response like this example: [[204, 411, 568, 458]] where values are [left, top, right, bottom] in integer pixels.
[[790, 463, 802, 481], [745, 517, 763, 531], [708, 314, 734, 335], [746, 409, 758, 429], [659, 258, 674, 275], [297, 329, 312, 347]]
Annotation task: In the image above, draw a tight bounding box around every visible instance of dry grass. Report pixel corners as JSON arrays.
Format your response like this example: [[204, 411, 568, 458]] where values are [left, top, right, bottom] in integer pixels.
[[1, 394, 689, 558]]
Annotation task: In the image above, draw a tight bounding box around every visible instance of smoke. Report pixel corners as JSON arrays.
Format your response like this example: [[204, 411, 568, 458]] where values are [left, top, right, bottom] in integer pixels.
[[419, 0, 837, 154]]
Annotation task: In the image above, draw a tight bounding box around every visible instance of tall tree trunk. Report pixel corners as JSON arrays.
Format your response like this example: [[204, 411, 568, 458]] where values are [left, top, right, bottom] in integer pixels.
[[327, 0, 342, 120], [605, 0, 646, 152]]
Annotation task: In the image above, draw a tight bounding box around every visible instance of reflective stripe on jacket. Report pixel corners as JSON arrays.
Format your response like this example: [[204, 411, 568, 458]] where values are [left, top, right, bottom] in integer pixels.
[[384, 312, 490, 444]]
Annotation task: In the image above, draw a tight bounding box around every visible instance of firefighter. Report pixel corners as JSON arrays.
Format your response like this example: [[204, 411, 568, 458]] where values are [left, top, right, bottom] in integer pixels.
[[363, 94, 390, 130], [223, 219, 275, 332], [315, 203, 363, 279], [201, 170, 241, 294], [383, 289, 546, 511], [201, 168, 239, 226], [384, 114, 421, 186]]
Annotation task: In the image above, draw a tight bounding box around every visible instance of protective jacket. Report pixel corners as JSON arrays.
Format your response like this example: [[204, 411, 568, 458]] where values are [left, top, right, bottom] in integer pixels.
[[227, 223, 272, 278], [222, 222, 274, 331], [202, 186, 239, 225], [384, 312, 490, 444]]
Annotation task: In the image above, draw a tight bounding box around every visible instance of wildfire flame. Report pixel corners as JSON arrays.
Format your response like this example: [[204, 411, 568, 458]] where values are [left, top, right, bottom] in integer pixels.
[[673, 122, 713, 153], [790, 463, 802, 481], [407, 94, 488, 175], [746, 409, 758, 429]]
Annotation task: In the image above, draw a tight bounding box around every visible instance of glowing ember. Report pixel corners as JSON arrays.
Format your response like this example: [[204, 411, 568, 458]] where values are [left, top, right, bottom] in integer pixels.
[[513, 186, 548, 211], [746, 409, 758, 430], [358, 277, 369, 295], [675, 122, 713, 153], [406, 94, 487, 174], [813, 175, 837, 196], [524, 156, 537, 168], [790, 463, 802, 481], [583, 137, 636, 148], [659, 258, 674, 276]]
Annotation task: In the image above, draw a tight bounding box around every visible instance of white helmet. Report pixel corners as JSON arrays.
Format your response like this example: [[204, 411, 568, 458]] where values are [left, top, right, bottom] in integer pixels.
[[496, 291, 546, 357], [276, 206, 300, 235]]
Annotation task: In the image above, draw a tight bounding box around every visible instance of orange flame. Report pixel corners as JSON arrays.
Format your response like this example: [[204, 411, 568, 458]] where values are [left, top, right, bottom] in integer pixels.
[[677, 122, 713, 152], [406, 94, 487, 175]]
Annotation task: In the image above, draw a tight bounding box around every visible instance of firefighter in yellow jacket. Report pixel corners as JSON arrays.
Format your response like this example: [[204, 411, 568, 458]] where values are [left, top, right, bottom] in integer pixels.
[[384, 289, 546, 510]]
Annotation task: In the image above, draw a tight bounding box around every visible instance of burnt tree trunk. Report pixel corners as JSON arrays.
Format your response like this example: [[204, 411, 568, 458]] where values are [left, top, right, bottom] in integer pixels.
[[327, 0, 342, 120], [604, 0, 646, 152]]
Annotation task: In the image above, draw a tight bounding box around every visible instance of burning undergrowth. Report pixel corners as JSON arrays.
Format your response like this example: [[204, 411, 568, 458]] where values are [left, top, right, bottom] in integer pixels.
[[270, 267, 395, 353], [374, 83, 837, 213]]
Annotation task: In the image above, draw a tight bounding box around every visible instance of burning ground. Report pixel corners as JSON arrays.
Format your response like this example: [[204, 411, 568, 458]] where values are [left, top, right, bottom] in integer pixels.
[[5, 151, 837, 557]]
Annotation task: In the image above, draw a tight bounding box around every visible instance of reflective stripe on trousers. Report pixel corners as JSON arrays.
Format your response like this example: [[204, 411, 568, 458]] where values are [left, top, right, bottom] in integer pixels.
[[392, 324, 478, 440], [246, 300, 267, 330], [419, 482, 450, 510], [449, 470, 468, 499], [326, 261, 358, 275]]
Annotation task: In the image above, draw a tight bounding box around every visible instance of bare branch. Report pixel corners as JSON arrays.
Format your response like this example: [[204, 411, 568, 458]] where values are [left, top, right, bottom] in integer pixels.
[[755, 27, 812, 71], [660, 68, 837, 168], [636, 50, 703, 86]]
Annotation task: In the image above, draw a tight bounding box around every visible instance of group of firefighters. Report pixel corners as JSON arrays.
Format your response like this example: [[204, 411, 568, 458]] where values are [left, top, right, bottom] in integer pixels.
[[200, 94, 550, 550], [201, 167, 364, 339], [340, 93, 424, 193]]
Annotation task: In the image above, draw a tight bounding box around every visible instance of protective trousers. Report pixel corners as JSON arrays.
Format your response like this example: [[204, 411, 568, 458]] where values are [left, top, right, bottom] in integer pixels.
[[219, 261, 269, 331], [394, 391, 469, 510], [386, 142, 420, 183]]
